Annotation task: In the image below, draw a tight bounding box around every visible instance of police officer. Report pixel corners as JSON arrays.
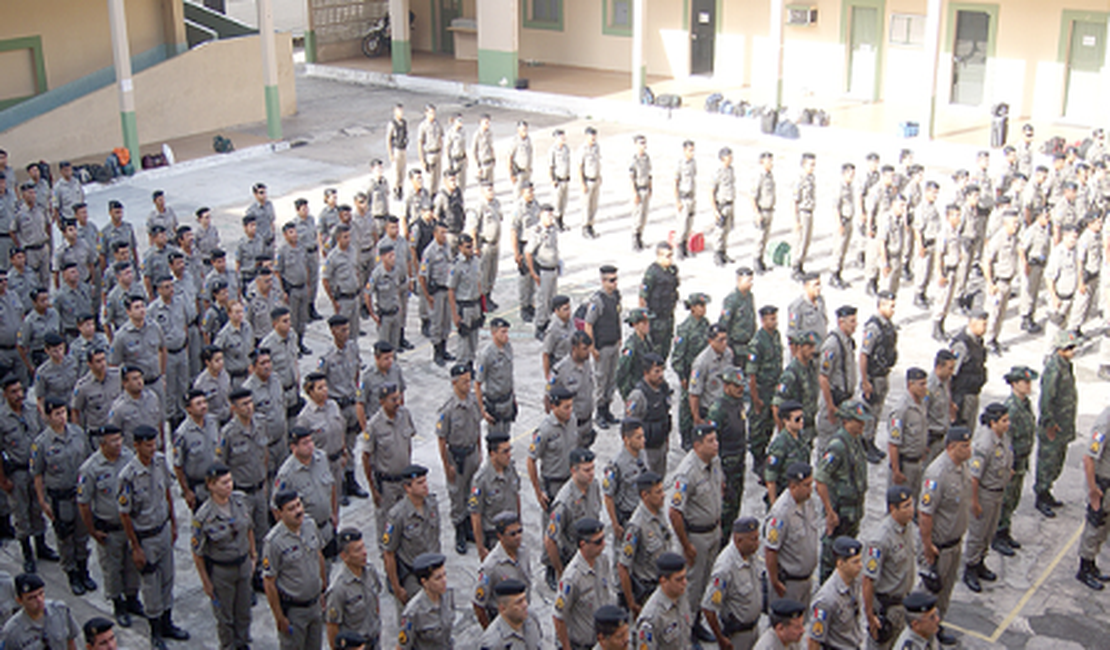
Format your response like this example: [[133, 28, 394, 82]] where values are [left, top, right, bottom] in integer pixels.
[[555, 519, 615, 650], [366, 240, 403, 348], [82, 616, 120, 650], [765, 462, 819, 610], [545, 449, 603, 587], [469, 434, 521, 557], [33, 333, 77, 416], [262, 489, 325, 650], [548, 128, 571, 230], [19, 289, 60, 377], [244, 348, 288, 477], [578, 127, 602, 239], [630, 134, 653, 251], [702, 516, 764, 650], [479, 578, 543, 650], [297, 373, 346, 507], [912, 181, 942, 306], [550, 329, 595, 446], [193, 346, 230, 425], [862, 486, 917, 650], [324, 224, 363, 339], [473, 512, 531, 627], [387, 104, 408, 199], [674, 140, 697, 259], [1045, 224, 1081, 336], [931, 204, 965, 340], [1019, 207, 1052, 334], [816, 306, 858, 456], [807, 537, 864, 650], [994, 366, 1038, 553], [476, 318, 516, 436], [1035, 331, 1078, 518], [719, 267, 756, 371], [963, 403, 1012, 592], [787, 273, 828, 342], [689, 326, 734, 426], [216, 388, 269, 580], [830, 163, 857, 289], [527, 205, 560, 341], [791, 153, 817, 279], [77, 425, 141, 628], [672, 292, 711, 449], [512, 183, 540, 323], [32, 397, 93, 595], [713, 147, 738, 266], [773, 331, 820, 448], [982, 211, 1020, 355], [639, 243, 679, 360], [0, 375, 53, 574], [359, 341, 405, 423], [604, 418, 648, 537], [747, 305, 783, 478], [1077, 404, 1110, 590], [471, 182, 501, 309], [438, 362, 483, 554], [625, 352, 673, 476], [878, 195, 909, 293], [0, 573, 79, 648], [711, 368, 748, 536], [360, 384, 415, 536], [262, 307, 302, 420], [150, 275, 190, 429], [891, 592, 943, 649], [918, 427, 972, 647], [319, 315, 366, 502], [635, 552, 693, 650], [764, 402, 810, 505], [815, 400, 871, 583], [325, 528, 383, 650], [420, 220, 454, 366], [273, 427, 337, 562], [860, 291, 897, 464], [585, 265, 622, 427], [509, 120, 533, 194], [397, 552, 453, 650], [617, 471, 671, 615], [616, 312, 656, 401], [949, 311, 988, 427], [108, 295, 166, 416], [214, 301, 253, 388], [192, 463, 255, 650], [669, 423, 722, 643], [118, 425, 189, 649], [750, 152, 776, 273], [448, 233, 483, 363], [889, 368, 930, 504], [753, 598, 806, 650], [417, 104, 444, 195], [172, 390, 220, 512], [381, 465, 441, 605]]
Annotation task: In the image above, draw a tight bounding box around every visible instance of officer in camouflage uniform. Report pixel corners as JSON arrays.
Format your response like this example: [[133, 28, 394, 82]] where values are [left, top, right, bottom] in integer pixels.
[[1034, 331, 1078, 518], [719, 267, 756, 366], [672, 293, 711, 450], [709, 368, 747, 540], [815, 400, 871, 583], [747, 305, 783, 480], [764, 401, 810, 504], [616, 309, 656, 401], [639, 242, 679, 360], [994, 366, 1038, 554], [773, 331, 820, 448]]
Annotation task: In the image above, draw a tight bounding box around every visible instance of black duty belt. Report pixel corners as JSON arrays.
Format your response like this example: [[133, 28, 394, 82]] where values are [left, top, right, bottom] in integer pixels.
[[336, 396, 357, 408], [485, 392, 512, 405], [335, 292, 358, 300], [584, 177, 599, 182], [46, 487, 77, 500], [982, 485, 1005, 493], [360, 248, 375, 254], [577, 417, 592, 427], [900, 454, 922, 463], [536, 264, 557, 272], [995, 276, 1013, 283], [327, 450, 344, 462], [23, 243, 46, 250], [1028, 258, 1046, 267], [935, 537, 962, 550], [0, 233, 10, 239], [144, 375, 162, 385], [686, 521, 719, 534], [285, 283, 305, 290], [282, 383, 296, 392], [94, 518, 123, 532], [555, 176, 570, 182], [229, 370, 249, 379], [457, 299, 480, 307], [168, 344, 187, 354], [635, 185, 650, 191], [779, 569, 811, 581], [135, 521, 167, 540], [0, 344, 15, 350], [280, 594, 320, 608], [723, 617, 759, 634], [1057, 293, 1075, 301], [717, 201, 734, 208], [448, 444, 476, 456], [305, 247, 318, 254], [240, 480, 266, 494], [377, 307, 399, 316], [923, 238, 937, 248], [206, 554, 248, 567], [876, 593, 904, 608], [679, 192, 694, 200]]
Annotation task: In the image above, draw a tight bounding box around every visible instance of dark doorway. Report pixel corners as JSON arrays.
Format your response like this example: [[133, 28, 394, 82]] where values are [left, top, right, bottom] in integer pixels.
[[690, 0, 716, 76]]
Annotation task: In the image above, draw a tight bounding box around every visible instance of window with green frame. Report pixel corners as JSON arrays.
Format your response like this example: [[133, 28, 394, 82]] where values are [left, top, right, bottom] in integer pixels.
[[525, 0, 563, 31], [604, 0, 633, 36]]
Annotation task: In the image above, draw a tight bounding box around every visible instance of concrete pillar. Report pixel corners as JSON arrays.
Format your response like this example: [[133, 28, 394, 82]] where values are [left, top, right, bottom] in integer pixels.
[[163, 0, 188, 56], [259, 0, 283, 140], [769, 0, 784, 107], [922, 0, 942, 139], [477, 0, 518, 87], [304, 0, 317, 63], [391, 0, 412, 74], [632, 0, 646, 103], [107, 0, 140, 165]]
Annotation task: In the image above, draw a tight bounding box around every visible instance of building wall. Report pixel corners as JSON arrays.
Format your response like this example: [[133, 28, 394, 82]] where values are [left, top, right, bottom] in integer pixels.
[[0, 34, 297, 163]]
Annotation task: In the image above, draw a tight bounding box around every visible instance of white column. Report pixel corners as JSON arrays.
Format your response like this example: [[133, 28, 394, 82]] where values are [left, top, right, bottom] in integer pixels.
[[923, 0, 943, 139], [107, 0, 140, 164], [770, 0, 784, 107], [632, 0, 646, 103]]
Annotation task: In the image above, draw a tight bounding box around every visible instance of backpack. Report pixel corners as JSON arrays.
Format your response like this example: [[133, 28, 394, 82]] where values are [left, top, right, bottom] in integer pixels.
[[776, 120, 801, 139], [704, 92, 724, 113], [213, 135, 235, 154], [573, 301, 590, 331], [655, 94, 682, 109]]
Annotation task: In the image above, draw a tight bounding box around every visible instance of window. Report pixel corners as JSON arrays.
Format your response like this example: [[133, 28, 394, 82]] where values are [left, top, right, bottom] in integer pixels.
[[604, 0, 633, 37], [890, 13, 926, 46], [525, 0, 563, 31]]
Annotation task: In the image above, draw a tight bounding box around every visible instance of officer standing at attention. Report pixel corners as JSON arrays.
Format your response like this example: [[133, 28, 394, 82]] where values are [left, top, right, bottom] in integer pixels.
[[361, 384, 415, 536], [476, 317, 517, 436], [1035, 331, 1078, 518], [319, 315, 367, 503], [542, 295, 575, 379], [719, 266, 756, 372], [815, 400, 871, 583], [748, 305, 783, 479], [548, 129, 571, 231], [1076, 404, 1110, 590], [585, 265, 622, 428], [764, 402, 810, 504], [949, 311, 988, 427], [172, 390, 220, 512], [859, 291, 897, 464], [594, 604, 631, 650], [191, 463, 255, 650], [630, 134, 653, 252], [711, 368, 748, 535], [323, 224, 364, 341], [673, 293, 711, 449], [918, 426, 972, 647], [669, 423, 722, 644], [118, 425, 189, 649], [108, 295, 166, 419], [753, 598, 806, 650], [625, 352, 673, 476], [549, 330, 597, 448], [471, 182, 501, 309], [397, 552, 453, 650], [807, 537, 865, 650], [417, 104, 444, 195], [764, 462, 819, 610], [386, 104, 408, 199], [469, 434, 521, 558], [381, 465, 441, 605], [688, 326, 734, 426], [994, 366, 1038, 554], [578, 127, 603, 239], [553, 517, 614, 650], [445, 114, 468, 194], [526, 205, 560, 341], [297, 373, 347, 506], [674, 141, 698, 259], [816, 305, 858, 457], [273, 427, 337, 562], [829, 163, 857, 289], [617, 470, 671, 614], [791, 153, 817, 280], [635, 552, 693, 650], [419, 221, 455, 367], [603, 418, 648, 537], [891, 592, 943, 649], [0, 373, 52, 577], [217, 388, 270, 588], [437, 362, 483, 555], [702, 516, 765, 650], [262, 489, 325, 650], [639, 242, 679, 360], [473, 512, 531, 626], [471, 113, 495, 187], [750, 152, 776, 273], [276, 222, 311, 353], [982, 211, 1020, 355], [325, 528, 383, 650], [509, 121, 533, 195], [0, 573, 79, 648], [544, 448, 602, 587], [366, 240, 402, 349], [787, 273, 828, 342], [861, 486, 917, 650], [773, 331, 820, 448], [616, 312, 656, 402], [713, 147, 738, 266], [512, 183, 540, 323], [963, 403, 1012, 593], [888, 368, 930, 504], [448, 233, 484, 364], [478, 579, 543, 650]]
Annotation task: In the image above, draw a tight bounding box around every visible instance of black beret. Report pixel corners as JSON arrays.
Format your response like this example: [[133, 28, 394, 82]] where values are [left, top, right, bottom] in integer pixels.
[[337, 528, 363, 545], [150, 224, 168, 233], [551, 295, 570, 309], [14, 573, 44, 595], [229, 388, 253, 402], [946, 426, 972, 444], [656, 552, 686, 576], [61, 261, 78, 270], [377, 383, 399, 400], [732, 516, 760, 533], [493, 579, 527, 597], [770, 598, 806, 618], [76, 312, 95, 323], [412, 552, 446, 575], [97, 424, 122, 437], [489, 317, 511, 329], [759, 305, 779, 316], [133, 425, 158, 442], [574, 517, 604, 539], [635, 471, 663, 490], [801, 271, 821, 283], [548, 385, 575, 403], [205, 463, 231, 480], [44, 332, 65, 347], [83, 617, 114, 643], [43, 397, 67, 413], [373, 341, 394, 354], [599, 265, 618, 274], [906, 367, 927, 381], [402, 464, 428, 479], [492, 512, 520, 533], [378, 242, 395, 254], [836, 305, 857, 318], [832, 536, 863, 558], [735, 266, 754, 277], [887, 485, 913, 506], [785, 462, 812, 481], [569, 448, 595, 466], [876, 290, 896, 301], [903, 591, 938, 614], [328, 314, 349, 326], [449, 362, 471, 378], [289, 426, 313, 443], [273, 489, 299, 509], [486, 432, 510, 446], [778, 399, 803, 415], [594, 604, 629, 626]]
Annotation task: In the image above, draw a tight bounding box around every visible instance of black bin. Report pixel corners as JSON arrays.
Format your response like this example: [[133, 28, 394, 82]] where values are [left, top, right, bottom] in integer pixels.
[[990, 103, 1009, 148]]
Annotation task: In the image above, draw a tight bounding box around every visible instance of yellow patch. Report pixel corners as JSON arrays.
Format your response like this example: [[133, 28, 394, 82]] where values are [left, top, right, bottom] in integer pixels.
[[528, 443, 536, 453], [381, 532, 390, 545], [547, 522, 557, 536], [812, 621, 824, 637], [767, 528, 779, 544], [867, 558, 878, 573], [971, 459, 982, 471], [922, 493, 932, 506], [262, 557, 270, 570], [328, 607, 338, 620], [623, 543, 634, 558], [118, 494, 128, 506], [602, 477, 611, 490], [468, 495, 478, 508], [1093, 441, 1102, 453], [710, 590, 722, 605], [398, 630, 408, 645], [671, 492, 683, 506], [554, 596, 565, 611], [475, 586, 485, 600]]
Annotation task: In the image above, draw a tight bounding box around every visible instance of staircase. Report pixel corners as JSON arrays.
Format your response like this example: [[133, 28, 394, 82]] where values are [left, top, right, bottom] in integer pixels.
[[183, 1, 258, 47]]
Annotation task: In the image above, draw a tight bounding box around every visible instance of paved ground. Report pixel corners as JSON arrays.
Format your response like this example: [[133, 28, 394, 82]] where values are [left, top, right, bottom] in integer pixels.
[[7, 72, 1110, 649]]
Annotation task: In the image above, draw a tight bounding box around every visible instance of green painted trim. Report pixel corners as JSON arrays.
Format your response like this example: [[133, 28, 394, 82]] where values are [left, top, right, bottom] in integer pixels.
[[717, 0, 724, 34], [264, 85, 282, 140], [119, 110, 140, 168], [392, 39, 412, 74], [0, 35, 48, 96], [602, 0, 632, 37], [683, 0, 689, 30], [0, 97, 33, 112], [304, 29, 317, 63], [478, 48, 518, 87], [943, 2, 999, 57], [522, 0, 564, 32], [840, 0, 886, 101], [1058, 10, 1108, 63]]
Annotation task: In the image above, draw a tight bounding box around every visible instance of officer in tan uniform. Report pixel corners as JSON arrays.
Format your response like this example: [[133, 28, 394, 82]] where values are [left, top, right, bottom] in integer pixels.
[[962, 403, 1012, 593], [750, 152, 776, 273], [262, 489, 326, 650], [325, 528, 383, 650], [396, 552, 453, 650], [469, 433, 521, 556], [272, 427, 337, 561], [634, 552, 693, 649], [617, 471, 672, 614], [360, 383, 415, 535], [702, 516, 765, 650], [752, 598, 806, 650], [437, 362, 483, 555], [478, 578, 543, 650], [630, 135, 653, 251], [764, 462, 820, 610], [381, 465, 441, 604], [1077, 404, 1110, 590], [473, 512, 531, 628], [888, 368, 930, 504], [861, 485, 917, 650], [553, 517, 614, 650]]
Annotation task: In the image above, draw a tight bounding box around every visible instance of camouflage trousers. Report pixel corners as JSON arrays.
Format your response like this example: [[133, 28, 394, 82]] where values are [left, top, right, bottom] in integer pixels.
[[1034, 432, 1072, 497], [997, 453, 1030, 532], [820, 506, 861, 584], [748, 391, 775, 479], [679, 387, 694, 451], [650, 318, 675, 361], [720, 452, 746, 543]]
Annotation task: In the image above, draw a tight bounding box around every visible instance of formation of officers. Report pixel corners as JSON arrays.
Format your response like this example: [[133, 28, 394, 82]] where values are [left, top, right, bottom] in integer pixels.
[[0, 115, 1106, 650]]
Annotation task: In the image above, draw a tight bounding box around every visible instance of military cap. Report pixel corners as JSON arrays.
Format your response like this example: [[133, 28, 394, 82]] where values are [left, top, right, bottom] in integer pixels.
[[548, 385, 575, 404], [384, 215, 400, 223], [758, 305, 779, 317], [574, 517, 604, 540], [684, 292, 711, 308], [229, 387, 252, 402], [240, 215, 256, 226], [903, 591, 938, 614], [770, 598, 806, 619], [643, 352, 665, 369], [44, 332, 65, 347], [624, 308, 653, 324], [785, 462, 812, 481], [906, 367, 927, 382], [980, 402, 1009, 425], [551, 294, 570, 309], [599, 264, 618, 275], [887, 485, 913, 506], [43, 397, 66, 413], [271, 306, 291, 320], [109, 200, 124, 210], [377, 383, 399, 399], [486, 432, 510, 446], [14, 573, 44, 595], [373, 341, 394, 354], [494, 579, 527, 597], [876, 290, 896, 301], [835, 305, 857, 318], [594, 604, 629, 628], [328, 314, 349, 326], [378, 242, 395, 254], [167, 251, 184, 262], [1004, 366, 1038, 383], [720, 367, 745, 386], [150, 224, 168, 234], [965, 183, 981, 194], [273, 489, 299, 509], [492, 512, 520, 533], [133, 425, 159, 442], [692, 422, 717, 440], [334, 631, 368, 650], [449, 362, 471, 378], [288, 426, 313, 443], [412, 552, 446, 577], [61, 261, 78, 271], [205, 463, 231, 480], [792, 330, 821, 346], [636, 470, 663, 490], [832, 536, 862, 558], [801, 271, 821, 283], [1053, 330, 1079, 349], [778, 399, 803, 416], [656, 552, 687, 576], [945, 426, 972, 444], [83, 617, 114, 643], [97, 424, 123, 437], [401, 464, 429, 479], [836, 399, 873, 422], [489, 317, 511, 329], [337, 528, 363, 545], [736, 266, 754, 277], [569, 448, 595, 466], [1, 375, 20, 389], [519, 180, 534, 190], [732, 516, 760, 534], [969, 309, 989, 321]]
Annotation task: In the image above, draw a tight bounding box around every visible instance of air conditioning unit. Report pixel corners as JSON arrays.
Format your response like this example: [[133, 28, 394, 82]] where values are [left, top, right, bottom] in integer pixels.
[[786, 6, 818, 26]]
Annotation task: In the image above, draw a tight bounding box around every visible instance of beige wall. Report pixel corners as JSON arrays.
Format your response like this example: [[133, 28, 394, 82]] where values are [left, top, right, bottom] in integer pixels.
[[0, 34, 297, 163]]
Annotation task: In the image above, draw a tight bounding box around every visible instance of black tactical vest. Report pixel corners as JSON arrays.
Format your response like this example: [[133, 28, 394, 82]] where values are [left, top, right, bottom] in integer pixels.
[[594, 290, 622, 348], [865, 315, 898, 378], [951, 330, 986, 397], [636, 378, 673, 449]]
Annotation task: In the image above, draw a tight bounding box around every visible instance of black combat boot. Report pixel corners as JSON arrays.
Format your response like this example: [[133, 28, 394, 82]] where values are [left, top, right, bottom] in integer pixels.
[[0, 515, 13, 540], [976, 561, 997, 581], [399, 330, 415, 350], [346, 471, 368, 499], [69, 570, 87, 596], [113, 596, 132, 628], [433, 342, 446, 367], [35, 534, 58, 562], [936, 625, 958, 645], [633, 232, 644, 252], [78, 558, 98, 591], [485, 294, 499, 311], [161, 610, 190, 641], [1078, 559, 1106, 590], [455, 523, 467, 555], [1034, 493, 1056, 518], [126, 594, 145, 616], [20, 539, 35, 574], [420, 318, 431, 338], [149, 615, 167, 650], [991, 530, 1016, 556], [932, 320, 946, 342]]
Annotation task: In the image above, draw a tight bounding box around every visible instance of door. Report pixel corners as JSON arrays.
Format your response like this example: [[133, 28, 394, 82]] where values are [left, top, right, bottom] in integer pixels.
[[1065, 21, 1106, 122], [951, 10, 990, 106], [438, 0, 461, 55], [847, 6, 879, 100], [690, 0, 716, 76]]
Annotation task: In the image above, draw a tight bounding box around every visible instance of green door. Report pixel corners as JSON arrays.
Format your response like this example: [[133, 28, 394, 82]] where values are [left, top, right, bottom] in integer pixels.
[[437, 0, 460, 55], [1065, 21, 1106, 122], [848, 6, 879, 100]]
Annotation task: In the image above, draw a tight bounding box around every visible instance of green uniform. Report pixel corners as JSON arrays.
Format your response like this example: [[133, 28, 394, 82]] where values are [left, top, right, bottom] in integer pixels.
[[616, 332, 655, 401], [1035, 353, 1076, 498], [774, 358, 819, 446], [746, 327, 783, 477], [671, 315, 710, 449], [719, 288, 756, 362], [640, 262, 680, 360], [998, 392, 1035, 533], [763, 430, 809, 500], [815, 428, 868, 582], [708, 392, 747, 536]]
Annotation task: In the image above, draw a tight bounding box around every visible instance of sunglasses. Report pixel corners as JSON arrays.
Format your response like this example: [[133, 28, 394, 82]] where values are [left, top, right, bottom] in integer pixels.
[[603, 277, 618, 283], [789, 415, 803, 423], [584, 536, 605, 546]]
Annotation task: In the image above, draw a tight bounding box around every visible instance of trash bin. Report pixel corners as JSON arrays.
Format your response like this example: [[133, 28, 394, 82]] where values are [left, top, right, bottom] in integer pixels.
[[990, 103, 1009, 148]]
